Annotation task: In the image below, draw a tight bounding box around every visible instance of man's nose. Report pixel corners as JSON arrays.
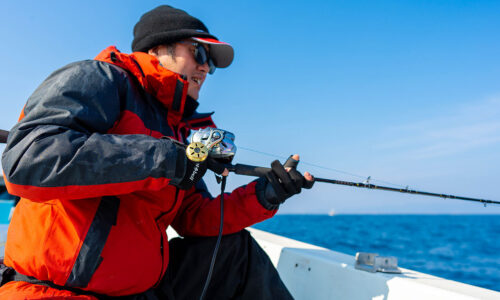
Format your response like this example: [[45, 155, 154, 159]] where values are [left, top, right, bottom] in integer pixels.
[[197, 60, 210, 73]]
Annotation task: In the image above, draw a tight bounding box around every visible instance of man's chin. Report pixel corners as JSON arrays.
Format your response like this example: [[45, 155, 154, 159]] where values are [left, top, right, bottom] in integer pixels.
[[187, 91, 199, 100]]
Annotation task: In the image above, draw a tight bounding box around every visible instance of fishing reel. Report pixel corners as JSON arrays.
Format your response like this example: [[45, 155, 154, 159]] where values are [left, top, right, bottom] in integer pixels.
[[186, 128, 236, 164]]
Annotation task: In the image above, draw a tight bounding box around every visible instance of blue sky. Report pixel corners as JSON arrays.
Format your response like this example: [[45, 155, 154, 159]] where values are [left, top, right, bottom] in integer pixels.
[[1, 0, 499, 214]]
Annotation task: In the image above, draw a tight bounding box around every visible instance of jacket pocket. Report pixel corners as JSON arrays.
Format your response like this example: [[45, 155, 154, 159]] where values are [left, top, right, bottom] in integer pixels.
[[65, 196, 120, 288]]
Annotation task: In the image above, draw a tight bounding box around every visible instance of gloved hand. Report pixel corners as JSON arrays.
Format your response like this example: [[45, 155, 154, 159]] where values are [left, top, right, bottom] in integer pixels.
[[174, 155, 226, 190], [255, 155, 314, 210], [162, 137, 226, 190]]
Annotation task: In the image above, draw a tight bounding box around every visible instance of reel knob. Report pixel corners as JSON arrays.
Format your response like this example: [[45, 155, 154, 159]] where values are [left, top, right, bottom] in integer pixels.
[[186, 142, 209, 162]]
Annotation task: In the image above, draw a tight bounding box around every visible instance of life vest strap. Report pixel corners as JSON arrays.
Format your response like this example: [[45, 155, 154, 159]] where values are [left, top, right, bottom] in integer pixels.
[[0, 264, 107, 298]]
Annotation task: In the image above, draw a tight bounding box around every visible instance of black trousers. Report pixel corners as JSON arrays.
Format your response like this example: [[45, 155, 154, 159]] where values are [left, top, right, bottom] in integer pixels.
[[156, 229, 293, 300]]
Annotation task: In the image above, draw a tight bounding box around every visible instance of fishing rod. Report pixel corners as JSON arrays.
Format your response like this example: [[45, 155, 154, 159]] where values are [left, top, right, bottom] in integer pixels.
[[225, 163, 500, 206], [1, 127, 498, 205], [187, 128, 500, 206], [0, 129, 8, 144]]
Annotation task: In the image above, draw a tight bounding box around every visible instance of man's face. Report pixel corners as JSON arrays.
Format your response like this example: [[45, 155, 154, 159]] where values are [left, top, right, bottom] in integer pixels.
[[149, 40, 210, 100]]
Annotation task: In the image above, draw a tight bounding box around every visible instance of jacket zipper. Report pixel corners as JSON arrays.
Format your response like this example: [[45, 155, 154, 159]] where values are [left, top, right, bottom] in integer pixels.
[[153, 188, 181, 287]]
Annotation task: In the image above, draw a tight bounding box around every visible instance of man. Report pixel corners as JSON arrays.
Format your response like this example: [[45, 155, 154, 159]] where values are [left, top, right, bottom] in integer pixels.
[[0, 5, 313, 299]]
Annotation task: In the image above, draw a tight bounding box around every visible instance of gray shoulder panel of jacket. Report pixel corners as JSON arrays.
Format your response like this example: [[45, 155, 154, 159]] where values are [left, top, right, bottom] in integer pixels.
[[2, 60, 184, 194]]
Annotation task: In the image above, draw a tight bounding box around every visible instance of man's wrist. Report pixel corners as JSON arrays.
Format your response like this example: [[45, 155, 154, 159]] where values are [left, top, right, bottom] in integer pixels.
[[254, 178, 280, 211], [163, 140, 188, 187]]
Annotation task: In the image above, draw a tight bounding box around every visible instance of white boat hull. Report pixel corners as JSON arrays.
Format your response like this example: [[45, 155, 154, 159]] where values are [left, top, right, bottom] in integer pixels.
[[247, 227, 500, 300]]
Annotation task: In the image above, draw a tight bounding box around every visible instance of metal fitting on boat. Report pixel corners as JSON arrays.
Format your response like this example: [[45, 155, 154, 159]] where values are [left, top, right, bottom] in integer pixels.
[[355, 252, 401, 274]]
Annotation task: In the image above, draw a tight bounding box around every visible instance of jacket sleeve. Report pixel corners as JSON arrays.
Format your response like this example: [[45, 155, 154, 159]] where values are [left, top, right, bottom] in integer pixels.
[[171, 179, 277, 237], [1, 60, 186, 201]]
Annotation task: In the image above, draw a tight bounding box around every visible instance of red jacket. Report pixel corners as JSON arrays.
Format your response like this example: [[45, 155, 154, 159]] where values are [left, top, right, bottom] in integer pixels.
[[0, 46, 276, 297]]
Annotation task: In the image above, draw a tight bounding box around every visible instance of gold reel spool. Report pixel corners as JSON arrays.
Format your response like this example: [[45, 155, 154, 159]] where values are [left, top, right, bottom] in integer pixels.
[[186, 142, 209, 162]]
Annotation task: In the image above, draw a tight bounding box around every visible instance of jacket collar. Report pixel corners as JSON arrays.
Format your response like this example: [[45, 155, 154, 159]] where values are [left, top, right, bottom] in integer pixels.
[[181, 96, 216, 131], [95, 46, 189, 125]]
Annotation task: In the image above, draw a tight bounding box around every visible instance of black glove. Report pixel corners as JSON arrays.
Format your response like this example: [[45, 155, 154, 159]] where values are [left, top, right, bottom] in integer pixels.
[[174, 156, 226, 190], [255, 156, 314, 210], [162, 137, 225, 190], [175, 159, 208, 190]]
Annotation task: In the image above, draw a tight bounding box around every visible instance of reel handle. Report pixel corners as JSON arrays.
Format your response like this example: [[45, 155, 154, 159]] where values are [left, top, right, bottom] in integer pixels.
[[226, 163, 271, 177], [185, 142, 209, 162]]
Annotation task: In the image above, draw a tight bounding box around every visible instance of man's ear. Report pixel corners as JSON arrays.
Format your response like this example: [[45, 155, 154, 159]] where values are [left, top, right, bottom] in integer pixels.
[[148, 46, 160, 57]]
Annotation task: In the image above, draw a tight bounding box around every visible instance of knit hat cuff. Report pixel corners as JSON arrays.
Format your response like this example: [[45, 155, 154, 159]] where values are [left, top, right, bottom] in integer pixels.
[[133, 29, 216, 53]]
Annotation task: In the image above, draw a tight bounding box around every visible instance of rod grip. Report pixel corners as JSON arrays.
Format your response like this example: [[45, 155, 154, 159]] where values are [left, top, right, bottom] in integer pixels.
[[0, 129, 9, 144], [228, 163, 271, 177]]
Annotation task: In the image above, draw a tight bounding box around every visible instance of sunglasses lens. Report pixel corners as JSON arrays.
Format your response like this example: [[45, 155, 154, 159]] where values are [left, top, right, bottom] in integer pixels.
[[195, 44, 216, 74], [208, 59, 216, 75], [195, 44, 208, 65]]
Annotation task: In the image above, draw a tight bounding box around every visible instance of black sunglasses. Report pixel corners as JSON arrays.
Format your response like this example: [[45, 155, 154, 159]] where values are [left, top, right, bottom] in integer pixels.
[[180, 41, 216, 74]]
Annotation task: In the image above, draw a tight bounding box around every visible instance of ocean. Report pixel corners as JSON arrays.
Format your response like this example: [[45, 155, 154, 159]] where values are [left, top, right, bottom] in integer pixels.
[[253, 214, 500, 292], [1, 201, 498, 292]]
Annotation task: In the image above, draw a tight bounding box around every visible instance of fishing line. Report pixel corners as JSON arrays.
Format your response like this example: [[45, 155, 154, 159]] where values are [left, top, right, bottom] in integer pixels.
[[239, 146, 408, 189], [199, 176, 226, 300]]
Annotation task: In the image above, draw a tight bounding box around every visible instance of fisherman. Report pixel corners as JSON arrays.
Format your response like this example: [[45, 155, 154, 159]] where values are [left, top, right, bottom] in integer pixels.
[[0, 5, 313, 299]]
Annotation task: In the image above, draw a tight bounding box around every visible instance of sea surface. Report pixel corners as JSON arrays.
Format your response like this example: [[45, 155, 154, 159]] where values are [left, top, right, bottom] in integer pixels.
[[253, 214, 500, 292], [1, 201, 498, 292]]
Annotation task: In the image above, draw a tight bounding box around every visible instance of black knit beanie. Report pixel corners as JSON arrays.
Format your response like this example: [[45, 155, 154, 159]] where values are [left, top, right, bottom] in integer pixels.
[[132, 5, 218, 53]]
